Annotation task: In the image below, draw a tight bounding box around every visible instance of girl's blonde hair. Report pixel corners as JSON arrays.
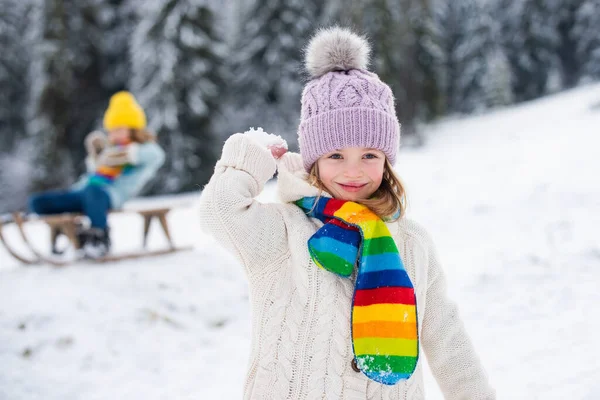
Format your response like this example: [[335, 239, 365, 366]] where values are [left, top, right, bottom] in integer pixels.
[[130, 128, 157, 144], [308, 158, 407, 221]]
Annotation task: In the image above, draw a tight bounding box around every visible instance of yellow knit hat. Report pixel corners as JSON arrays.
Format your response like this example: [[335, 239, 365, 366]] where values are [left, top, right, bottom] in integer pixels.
[[103, 91, 147, 131]]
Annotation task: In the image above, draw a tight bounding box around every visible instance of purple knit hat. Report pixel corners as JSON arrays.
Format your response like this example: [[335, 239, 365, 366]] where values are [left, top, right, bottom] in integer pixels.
[[298, 27, 401, 172]]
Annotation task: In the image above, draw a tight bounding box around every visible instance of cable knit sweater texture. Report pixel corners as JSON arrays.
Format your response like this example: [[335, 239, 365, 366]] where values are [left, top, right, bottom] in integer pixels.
[[198, 134, 496, 400]]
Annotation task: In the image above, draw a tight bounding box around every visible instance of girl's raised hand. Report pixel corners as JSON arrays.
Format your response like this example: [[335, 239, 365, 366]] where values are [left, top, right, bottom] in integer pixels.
[[244, 127, 288, 159]]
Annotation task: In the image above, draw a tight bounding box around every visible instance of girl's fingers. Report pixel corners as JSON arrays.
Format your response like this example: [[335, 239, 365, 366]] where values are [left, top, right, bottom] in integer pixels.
[[268, 145, 288, 159]]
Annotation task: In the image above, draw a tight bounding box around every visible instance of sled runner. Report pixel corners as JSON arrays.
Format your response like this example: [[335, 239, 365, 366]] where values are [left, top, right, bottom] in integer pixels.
[[0, 208, 193, 267]]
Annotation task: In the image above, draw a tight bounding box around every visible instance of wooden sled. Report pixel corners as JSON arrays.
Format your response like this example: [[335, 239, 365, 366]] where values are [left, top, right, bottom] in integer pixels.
[[0, 208, 193, 267]]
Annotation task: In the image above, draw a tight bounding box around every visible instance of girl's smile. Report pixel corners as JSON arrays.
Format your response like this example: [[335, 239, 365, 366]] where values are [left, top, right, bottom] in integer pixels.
[[336, 182, 368, 193]]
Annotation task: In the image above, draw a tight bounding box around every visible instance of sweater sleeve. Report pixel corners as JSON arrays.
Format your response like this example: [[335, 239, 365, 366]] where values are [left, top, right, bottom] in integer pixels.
[[419, 232, 496, 400], [198, 133, 288, 276]]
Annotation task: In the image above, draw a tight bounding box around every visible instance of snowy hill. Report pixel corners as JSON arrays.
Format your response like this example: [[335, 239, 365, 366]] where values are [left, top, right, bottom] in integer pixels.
[[1, 84, 600, 399]]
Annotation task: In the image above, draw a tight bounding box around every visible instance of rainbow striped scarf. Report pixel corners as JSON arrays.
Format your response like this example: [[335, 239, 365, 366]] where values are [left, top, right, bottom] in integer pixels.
[[88, 144, 133, 186], [296, 196, 418, 385]]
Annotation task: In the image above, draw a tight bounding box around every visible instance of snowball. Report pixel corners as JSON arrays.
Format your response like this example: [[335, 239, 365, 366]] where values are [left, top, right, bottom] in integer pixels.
[[244, 127, 288, 149]]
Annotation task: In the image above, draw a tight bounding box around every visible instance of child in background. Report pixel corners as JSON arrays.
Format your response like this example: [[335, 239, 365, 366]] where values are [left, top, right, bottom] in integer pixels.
[[86, 128, 134, 187], [199, 27, 495, 399], [29, 91, 165, 258]]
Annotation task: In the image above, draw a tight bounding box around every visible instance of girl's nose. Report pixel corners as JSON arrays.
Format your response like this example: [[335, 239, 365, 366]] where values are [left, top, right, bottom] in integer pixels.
[[344, 162, 363, 178]]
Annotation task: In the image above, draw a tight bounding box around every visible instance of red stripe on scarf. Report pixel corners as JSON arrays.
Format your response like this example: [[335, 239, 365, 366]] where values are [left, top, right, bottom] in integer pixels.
[[354, 287, 416, 306]]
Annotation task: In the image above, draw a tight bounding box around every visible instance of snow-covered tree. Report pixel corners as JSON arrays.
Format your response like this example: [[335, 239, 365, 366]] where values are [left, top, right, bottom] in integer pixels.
[[0, 1, 32, 212], [0, 1, 30, 154], [27, 0, 128, 189], [99, 0, 138, 93], [496, 0, 560, 101], [397, 0, 445, 124], [228, 0, 327, 143], [131, 0, 225, 193], [573, 0, 600, 82], [26, 0, 77, 191], [413, 2, 446, 121], [554, 0, 585, 88], [482, 48, 514, 109], [435, 0, 506, 113], [347, 0, 443, 134], [65, 0, 128, 166]]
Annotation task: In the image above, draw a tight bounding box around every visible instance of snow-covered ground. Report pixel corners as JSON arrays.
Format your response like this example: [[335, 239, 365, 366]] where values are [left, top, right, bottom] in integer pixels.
[[1, 84, 600, 400]]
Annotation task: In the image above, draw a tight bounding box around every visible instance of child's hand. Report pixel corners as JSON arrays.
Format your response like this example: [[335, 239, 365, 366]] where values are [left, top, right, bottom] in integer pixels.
[[244, 127, 288, 160], [98, 143, 139, 166], [84, 130, 108, 159]]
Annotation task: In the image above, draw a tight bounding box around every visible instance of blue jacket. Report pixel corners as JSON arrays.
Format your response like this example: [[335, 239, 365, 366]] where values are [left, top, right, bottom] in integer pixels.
[[72, 142, 165, 209]]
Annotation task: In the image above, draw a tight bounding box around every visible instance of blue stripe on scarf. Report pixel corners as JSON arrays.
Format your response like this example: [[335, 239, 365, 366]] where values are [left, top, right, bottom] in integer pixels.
[[377, 372, 413, 385], [359, 253, 403, 273], [315, 223, 360, 245], [310, 236, 358, 264], [356, 269, 414, 290], [301, 197, 328, 219]]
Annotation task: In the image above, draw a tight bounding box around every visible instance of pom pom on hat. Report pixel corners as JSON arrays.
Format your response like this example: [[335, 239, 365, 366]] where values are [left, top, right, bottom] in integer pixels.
[[103, 91, 147, 131], [305, 26, 371, 79]]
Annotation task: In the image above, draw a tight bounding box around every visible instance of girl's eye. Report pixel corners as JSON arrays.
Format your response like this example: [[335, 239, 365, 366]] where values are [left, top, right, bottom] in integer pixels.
[[328, 153, 342, 159], [363, 153, 378, 159]]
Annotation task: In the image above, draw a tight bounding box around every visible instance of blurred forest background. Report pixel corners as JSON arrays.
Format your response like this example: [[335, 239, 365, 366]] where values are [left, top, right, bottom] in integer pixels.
[[0, 0, 598, 212]]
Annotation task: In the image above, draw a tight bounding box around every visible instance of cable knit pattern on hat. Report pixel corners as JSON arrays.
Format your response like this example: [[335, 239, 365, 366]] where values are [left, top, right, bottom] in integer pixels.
[[198, 134, 496, 399], [298, 27, 401, 171]]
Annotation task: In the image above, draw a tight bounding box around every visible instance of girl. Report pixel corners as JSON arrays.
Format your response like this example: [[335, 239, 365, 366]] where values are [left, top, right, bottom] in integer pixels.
[[29, 91, 165, 258], [199, 27, 495, 399]]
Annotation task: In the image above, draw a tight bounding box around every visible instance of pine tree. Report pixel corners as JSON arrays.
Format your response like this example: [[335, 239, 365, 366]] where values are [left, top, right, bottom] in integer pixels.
[[0, 1, 32, 211], [482, 48, 514, 108], [27, 0, 124, 189], [400, 0, 446, 123], [131, 0, 226, 193], [26, 0, 77, 191], [62, 0, 141, 170], [66, 0, 123, 167], [229, 0, 327, 143], [0, 1, 30, 154], [573, 0, 600, 82], [479, 1, 514, 109], [368, 0, 420, 129], [554, 0, 584, 88], [497, 0, 560, 101], [436, 0, 504, 114], [99, 0, 138, 93], [413, 1, 446, 121], [349, 0, 443, 135]]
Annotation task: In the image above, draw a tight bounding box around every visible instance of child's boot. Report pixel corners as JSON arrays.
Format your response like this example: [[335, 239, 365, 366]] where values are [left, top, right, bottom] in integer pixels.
[[83, 227, 111, 259]]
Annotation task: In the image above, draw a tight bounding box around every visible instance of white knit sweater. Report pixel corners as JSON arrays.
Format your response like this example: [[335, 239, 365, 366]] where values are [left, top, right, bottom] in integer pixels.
[[198, 134, 496, 400]]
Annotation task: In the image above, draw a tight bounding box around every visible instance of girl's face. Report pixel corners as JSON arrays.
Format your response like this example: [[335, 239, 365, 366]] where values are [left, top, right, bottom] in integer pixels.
[[108, 127, 131, 145], [316, 147, 386, 201]]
